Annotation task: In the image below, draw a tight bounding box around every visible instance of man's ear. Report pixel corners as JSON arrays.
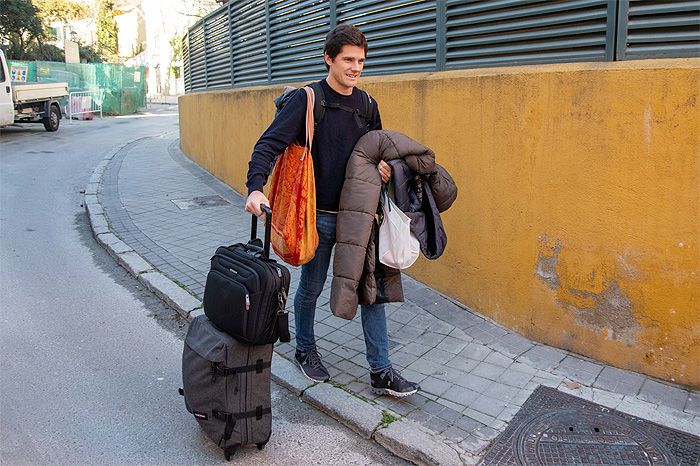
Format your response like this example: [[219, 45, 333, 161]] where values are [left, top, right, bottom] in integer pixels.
[[324, 53, 333, 67]]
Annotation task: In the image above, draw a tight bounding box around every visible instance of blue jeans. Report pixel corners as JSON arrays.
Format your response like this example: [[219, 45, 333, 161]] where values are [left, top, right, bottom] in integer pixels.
[[294, 212, 391, 372]]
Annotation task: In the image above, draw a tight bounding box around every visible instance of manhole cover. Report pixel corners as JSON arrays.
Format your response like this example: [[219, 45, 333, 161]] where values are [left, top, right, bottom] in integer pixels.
[[479, 386, 700, 466], [171, 195, 230, 210]]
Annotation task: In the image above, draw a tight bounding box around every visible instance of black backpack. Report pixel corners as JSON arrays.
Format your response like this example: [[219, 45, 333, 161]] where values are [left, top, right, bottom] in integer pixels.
[[273, 81, 374, 130]]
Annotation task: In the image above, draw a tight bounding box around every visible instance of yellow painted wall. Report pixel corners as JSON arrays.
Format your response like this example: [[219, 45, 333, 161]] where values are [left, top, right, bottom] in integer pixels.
[[179, 59, 700, 387]]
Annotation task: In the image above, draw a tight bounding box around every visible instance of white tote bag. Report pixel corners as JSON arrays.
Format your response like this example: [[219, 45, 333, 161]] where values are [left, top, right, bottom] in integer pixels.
[[378, 191, 420, 269]]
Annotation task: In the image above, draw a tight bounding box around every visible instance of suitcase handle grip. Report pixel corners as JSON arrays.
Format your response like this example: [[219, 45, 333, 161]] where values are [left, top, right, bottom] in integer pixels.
[[251, 204, 272, 258]]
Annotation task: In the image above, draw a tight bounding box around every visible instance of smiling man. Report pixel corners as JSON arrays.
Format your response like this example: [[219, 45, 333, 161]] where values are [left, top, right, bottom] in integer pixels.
[[245, 24, 420, 397]]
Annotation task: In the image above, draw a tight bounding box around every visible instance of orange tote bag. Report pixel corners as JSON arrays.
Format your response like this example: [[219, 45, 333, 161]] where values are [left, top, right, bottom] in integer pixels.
[[267, 86, 319, 266]]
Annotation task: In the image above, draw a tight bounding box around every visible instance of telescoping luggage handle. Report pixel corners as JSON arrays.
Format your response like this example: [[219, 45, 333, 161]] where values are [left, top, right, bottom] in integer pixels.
[[250, 204, 272, 258]]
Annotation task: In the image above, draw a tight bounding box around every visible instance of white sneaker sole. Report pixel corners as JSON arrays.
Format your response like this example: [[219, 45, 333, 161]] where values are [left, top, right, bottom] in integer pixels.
[[371, 387, 419, 398]]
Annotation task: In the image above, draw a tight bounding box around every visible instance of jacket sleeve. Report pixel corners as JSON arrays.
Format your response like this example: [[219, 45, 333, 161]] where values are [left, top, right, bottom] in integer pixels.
[[245, 89, 306, 194], [427, 163, 458, 213]]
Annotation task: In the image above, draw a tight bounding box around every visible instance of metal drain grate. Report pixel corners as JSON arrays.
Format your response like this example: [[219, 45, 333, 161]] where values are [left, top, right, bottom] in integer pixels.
[[171, 195, 230, 210], [479, 386, 700, 466]]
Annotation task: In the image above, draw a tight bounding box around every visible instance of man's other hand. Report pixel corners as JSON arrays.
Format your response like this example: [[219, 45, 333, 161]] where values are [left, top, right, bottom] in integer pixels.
[[378, 160, 391, 184], [245, 190, 270, 216]]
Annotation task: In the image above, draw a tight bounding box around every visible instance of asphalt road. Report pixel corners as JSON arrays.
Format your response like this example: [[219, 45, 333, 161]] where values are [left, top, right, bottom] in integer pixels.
[[0, 108, 407, 465]]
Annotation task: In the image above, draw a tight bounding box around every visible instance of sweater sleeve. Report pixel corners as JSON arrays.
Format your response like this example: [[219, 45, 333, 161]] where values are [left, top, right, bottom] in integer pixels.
[[246, 89, 307, 194]]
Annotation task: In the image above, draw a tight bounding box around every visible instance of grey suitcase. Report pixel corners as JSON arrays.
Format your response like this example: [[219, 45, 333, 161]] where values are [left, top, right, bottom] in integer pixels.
[[180, 315, 273, 460]]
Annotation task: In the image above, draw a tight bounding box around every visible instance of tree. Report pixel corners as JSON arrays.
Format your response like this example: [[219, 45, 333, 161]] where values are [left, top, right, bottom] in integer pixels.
[[96, 0, 118, 61], [79, 43, 103, 63], [33, 0, 89, 24], [0, 0, 45, 59]]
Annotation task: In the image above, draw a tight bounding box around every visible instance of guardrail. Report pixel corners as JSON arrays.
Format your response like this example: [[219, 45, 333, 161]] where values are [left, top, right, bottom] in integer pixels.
[[68, 90, 104, 122]]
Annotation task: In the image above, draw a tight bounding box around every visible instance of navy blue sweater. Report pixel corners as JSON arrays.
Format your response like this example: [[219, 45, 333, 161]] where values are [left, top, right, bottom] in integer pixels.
[[246, 79, 382, 212]]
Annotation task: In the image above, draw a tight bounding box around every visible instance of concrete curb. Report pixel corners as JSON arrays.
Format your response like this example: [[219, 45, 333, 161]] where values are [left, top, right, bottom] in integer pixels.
[[85, 137, 466, 466]]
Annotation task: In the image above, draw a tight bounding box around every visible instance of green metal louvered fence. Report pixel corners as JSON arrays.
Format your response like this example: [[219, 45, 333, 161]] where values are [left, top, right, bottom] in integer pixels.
[[183, 0, 700, 93]]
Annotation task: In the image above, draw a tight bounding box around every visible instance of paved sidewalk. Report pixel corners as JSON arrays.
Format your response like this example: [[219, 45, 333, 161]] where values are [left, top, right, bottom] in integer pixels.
[[85, 130, 699, 465]]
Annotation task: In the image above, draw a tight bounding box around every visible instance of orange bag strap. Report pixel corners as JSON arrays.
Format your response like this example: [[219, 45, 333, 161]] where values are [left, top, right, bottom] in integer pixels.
[[302, 86, 315, 155]]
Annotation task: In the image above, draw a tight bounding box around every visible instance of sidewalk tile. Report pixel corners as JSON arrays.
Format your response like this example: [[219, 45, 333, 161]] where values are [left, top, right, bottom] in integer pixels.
[[434, 405, 464, 423], [442, 386, 480, 406], [459, 435, 491, 455], [417, 330, 447, 348], [469, 321, 508, 344], [485, 383, 523, 404], [638, 379, 690, 411], [420, 377, 453, 397], [453, 373, 492, 393], [517, 345, 567, 370], [592, 365, 646, 395], [424, 415, 451, 433], [402, 342, 433, 357], [471, 362, 507, 381], [497, 366, 535, 388], [685, 392, 700, 416], [423, 347, 455, 364], [470, 394, 508, 418], [428, 320, 457, 336], [461, 408, 499, 429], [453, 414, 485, 433], [435, 397, 465, 413], [483, 351, 514, 368], [488, 332, 535, 358], [459, 342, 492, 362], [442, 426, 468, 442], [436, 335, 469, 354], [553, 355, 604, 385], [446, 355, 480, 373]]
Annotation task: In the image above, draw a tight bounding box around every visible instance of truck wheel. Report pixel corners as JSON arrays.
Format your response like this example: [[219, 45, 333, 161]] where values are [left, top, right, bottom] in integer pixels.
[[43, 105, 60, 132]]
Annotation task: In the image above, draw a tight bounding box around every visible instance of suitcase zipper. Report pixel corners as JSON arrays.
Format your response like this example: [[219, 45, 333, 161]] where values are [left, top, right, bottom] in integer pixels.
[[245, 294, 250, 311]]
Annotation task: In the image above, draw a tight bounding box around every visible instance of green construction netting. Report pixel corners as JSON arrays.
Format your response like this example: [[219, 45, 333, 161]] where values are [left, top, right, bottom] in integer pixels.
[[8, 60, 146, 115]]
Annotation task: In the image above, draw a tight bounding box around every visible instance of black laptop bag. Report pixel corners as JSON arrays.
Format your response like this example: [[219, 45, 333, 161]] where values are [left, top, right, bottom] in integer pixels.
[[203, 205, 291, 345]]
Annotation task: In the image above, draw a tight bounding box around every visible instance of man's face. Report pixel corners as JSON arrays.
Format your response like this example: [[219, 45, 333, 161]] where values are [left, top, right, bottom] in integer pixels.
[[325, 45, 366, 94]]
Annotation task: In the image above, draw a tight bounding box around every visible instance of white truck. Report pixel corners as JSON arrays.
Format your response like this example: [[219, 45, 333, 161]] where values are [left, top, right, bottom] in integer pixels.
[[0, 49, 68, 132]]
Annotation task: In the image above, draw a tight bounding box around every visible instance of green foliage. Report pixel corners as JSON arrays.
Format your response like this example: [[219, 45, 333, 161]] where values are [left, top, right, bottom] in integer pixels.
[[96, 0, 118, 62], [33, 0, 90, 23], [30, 42, 64, 61], [79, 44, 103, 63], [380, 410, 397, 428], [169, 32, 184, 62], [0, 0, 45, 59]]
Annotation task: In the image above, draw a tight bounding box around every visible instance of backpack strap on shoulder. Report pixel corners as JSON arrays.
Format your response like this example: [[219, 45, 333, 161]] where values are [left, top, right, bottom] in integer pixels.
[[360, 90, 373, 124], [307, 81, 325, 127]]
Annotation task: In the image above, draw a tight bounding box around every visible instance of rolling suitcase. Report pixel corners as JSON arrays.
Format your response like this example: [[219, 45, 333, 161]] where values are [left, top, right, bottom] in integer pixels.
[[180, 314, 273, 460], [203, 205, 291, 345]]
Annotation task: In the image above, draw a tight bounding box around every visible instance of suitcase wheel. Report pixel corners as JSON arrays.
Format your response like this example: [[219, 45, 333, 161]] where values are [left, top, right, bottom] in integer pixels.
[[256, 442, 266, 450], [224, 446, 236, 460]]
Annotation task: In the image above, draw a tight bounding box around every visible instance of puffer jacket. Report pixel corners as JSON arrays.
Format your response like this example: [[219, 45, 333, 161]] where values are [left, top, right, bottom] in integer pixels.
[[330, 130, 458, 320]]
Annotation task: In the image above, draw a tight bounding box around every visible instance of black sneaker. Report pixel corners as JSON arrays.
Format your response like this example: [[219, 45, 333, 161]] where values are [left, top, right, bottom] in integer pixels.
[[295, 349, 330, 383], [370, 367, 420, 397]]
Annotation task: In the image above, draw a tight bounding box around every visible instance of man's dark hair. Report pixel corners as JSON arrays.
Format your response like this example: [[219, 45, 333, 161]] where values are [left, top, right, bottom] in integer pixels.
[[323, 24, 368, 70]]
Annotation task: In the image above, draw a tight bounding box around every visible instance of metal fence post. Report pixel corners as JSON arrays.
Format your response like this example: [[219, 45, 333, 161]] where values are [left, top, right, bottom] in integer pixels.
[[436, 0, 446, 71], [264, 0, 272, 84], [615, 0, 630, 60], [330, 0, 337, 30], [228, 2, 234, 87]]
